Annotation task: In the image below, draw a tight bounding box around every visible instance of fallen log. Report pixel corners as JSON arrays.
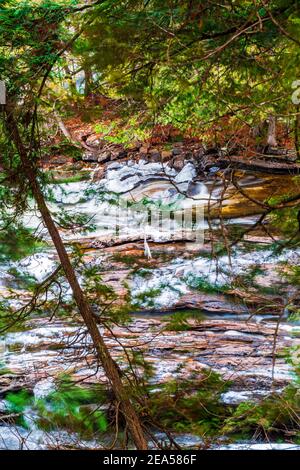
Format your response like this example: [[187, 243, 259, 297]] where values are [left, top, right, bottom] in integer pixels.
[[209, 156, 300, 174]]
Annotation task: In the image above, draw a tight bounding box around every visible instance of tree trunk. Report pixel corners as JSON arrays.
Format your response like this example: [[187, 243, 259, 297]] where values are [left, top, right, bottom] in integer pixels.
[[64, 64, 78, 97], [267, 114, 277, 147], [84, 67, 93, 98], [53, 108, 93, 151], [295, 106, 300, 161], [4, 107, 148, 450], [54, 109, 73, 141]]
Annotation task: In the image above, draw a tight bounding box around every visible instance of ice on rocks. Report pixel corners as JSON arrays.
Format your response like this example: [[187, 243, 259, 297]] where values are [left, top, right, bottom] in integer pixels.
[[33, 377, 56, 400], [174, 162, 196, 183]]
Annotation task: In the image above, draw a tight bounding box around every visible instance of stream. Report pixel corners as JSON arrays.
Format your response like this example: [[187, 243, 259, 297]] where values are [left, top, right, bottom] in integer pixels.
[[0, 158, 299, 449]]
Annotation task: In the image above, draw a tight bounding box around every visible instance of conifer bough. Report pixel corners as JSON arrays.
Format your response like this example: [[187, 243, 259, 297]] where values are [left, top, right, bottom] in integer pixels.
[[4, 104, 148, 450]]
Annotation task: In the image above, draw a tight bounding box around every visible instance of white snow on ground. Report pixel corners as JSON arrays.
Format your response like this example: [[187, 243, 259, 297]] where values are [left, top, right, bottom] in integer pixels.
[[131, 247, 300, 308], [174, 162, 196, 183], [220, 390, 280, 405], [2, 325, 78, 349], [103, 160, 177, 193], [33, 377, 56, 400], [215, 443, 300, 450], [19, 161, 209, 242], [131, 267, 189, 308], [11, 252, 58, 282]]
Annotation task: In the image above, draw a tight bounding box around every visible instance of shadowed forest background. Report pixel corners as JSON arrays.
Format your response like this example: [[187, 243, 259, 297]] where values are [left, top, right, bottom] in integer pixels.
[[0, 0, 299, 450]]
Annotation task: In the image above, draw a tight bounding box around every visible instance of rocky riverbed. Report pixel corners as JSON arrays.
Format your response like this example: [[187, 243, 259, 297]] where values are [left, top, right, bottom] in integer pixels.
[[0, 155, 299, 449]]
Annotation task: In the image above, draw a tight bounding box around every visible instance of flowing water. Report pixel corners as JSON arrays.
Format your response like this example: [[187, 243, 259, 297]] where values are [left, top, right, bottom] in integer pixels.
[[0, 159, 299, 449]]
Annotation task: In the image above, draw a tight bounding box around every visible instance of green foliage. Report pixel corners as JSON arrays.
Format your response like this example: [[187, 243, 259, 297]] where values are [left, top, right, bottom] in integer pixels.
[[269, 207, 300, 237], [132, 268, 153, 279], [5, 375, 107, 437], [222, 351, 300, 441], [46, 172, 90, 185], [164, 310, 205, 331], [47, 140, 83, 161], [0, 225, 46, 262], [128, 195, 182, 212], [185, 274, 229, 294], [6, 389, 32, 413], [79, 256, 132, 324], [82, 188, 123, 208], [54, 208, 96, 233], [7, 267, 37, 291], [95, 117, 150, 147], [244, 265, 265, 282], [284, 265, 300, 288], [148, 371, 230, 437], [132, 287, 162, 309], [6, 389, 33, 428], [76, 0, 300, 138], [36, 375, 107, 438], [82, 265, 116, 299], [0, 0, 299, 448], [222, 383, 300, 442], [124, 350, 155, 384], [111, 253, 141, 266], [111, 251, 159, 272]]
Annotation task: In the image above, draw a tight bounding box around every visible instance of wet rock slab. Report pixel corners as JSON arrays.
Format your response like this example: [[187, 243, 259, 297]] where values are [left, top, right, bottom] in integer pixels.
[[0, 318, 298, 397]]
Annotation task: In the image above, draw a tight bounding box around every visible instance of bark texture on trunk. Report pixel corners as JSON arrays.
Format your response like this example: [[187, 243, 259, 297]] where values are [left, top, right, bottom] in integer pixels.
[[54, 110, 73, 141], [84, 68, 92, 98], [5, 108, 148, 450], [267, 115, 277, 147], [295, 106, 300, 161]]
